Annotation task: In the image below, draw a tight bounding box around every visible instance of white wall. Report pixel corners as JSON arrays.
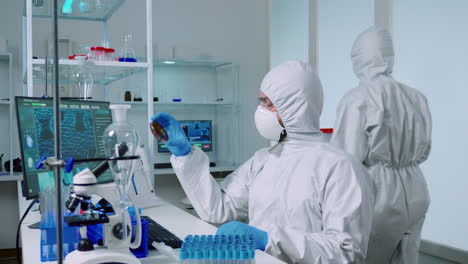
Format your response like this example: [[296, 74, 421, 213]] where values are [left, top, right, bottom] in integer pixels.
[[0, 0, 270, 249], [393, 0, 468, 251], [318, 0, 374, 128], [270, 0, 309, 68]]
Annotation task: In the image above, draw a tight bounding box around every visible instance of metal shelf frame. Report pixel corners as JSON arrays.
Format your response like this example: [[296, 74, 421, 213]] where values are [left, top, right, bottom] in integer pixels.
[[0, 53, 15, 177], [23, 0, 155, 172]]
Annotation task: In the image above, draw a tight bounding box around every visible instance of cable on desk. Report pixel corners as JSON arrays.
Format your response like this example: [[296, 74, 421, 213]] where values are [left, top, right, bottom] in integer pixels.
[[16, 199, 39, 264]]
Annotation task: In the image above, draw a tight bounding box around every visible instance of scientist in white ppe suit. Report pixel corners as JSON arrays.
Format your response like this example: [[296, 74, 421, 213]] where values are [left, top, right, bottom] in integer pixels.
[[152, 60, 375, 264], [331, 26, 432, 264]]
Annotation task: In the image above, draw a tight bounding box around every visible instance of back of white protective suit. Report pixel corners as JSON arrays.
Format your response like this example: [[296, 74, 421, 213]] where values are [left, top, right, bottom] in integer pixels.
[[171, 60, 375, 264], [331, 26, 432, 264]]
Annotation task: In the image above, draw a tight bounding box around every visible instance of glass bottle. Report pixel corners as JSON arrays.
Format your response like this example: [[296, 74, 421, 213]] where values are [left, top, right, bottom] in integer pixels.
[[124, 91, 132, 101], [71, 56, 94, 100]]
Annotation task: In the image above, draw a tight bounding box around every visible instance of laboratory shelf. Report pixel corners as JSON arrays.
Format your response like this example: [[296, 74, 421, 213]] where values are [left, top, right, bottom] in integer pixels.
[[30, 0, 125, 22], [154, 59, 232, 68], [31, 59, 149, 85], [155, 161, 238, 175], [0, 173, 23, 182]]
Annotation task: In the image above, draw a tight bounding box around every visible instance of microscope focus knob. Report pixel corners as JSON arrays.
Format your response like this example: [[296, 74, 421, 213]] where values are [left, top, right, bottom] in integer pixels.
[[77, 238, 94, 252], [112, 223, 131, 240]]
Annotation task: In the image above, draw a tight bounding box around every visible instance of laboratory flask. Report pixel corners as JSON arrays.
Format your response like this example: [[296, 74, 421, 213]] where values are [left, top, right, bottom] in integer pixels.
[[71, 56, 94, 99]]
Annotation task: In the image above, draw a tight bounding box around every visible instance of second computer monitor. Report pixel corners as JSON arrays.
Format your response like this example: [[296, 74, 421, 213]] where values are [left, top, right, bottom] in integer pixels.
[[158, 120, 212, 152], [15, 97, 114, 199]]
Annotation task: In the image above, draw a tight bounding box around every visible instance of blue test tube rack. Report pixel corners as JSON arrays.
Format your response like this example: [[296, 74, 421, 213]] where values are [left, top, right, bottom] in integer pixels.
[[180, 234, 256, 264]]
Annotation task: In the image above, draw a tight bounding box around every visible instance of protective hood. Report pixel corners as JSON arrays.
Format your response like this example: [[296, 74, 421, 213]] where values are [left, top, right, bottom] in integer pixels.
[[260, 60, 323, 140], [351, 26, 394, 80]]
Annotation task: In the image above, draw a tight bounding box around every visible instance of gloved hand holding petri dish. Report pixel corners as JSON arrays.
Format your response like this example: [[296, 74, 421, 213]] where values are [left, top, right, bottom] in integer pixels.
[[150, 113, 191, 157], [150, 121, 168, 143]]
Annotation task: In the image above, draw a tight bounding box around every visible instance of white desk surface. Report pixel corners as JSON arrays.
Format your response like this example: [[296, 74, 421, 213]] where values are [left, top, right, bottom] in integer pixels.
[[20, 199, 285, 264]]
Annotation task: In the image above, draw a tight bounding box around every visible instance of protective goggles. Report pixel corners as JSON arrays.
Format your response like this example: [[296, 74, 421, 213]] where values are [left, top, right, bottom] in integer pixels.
[[258, 96, 274, 110]]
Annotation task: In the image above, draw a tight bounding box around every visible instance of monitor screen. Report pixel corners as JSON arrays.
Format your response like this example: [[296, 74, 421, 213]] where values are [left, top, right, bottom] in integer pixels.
[[15, 97, 114, 199], [158, 120, 212, 152]]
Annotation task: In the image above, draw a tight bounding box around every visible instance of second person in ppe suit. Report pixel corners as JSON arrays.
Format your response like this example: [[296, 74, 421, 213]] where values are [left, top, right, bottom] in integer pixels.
[[152, 60, 375, 264], [331, 26, 432, 264]]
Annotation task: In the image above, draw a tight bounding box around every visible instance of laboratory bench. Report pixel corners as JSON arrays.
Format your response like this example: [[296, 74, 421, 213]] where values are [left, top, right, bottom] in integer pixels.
[[19, 198, 285, 264]]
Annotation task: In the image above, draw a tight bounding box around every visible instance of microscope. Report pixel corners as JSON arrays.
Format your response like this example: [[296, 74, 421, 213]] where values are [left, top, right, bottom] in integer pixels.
[[63, 143, 142, 264]]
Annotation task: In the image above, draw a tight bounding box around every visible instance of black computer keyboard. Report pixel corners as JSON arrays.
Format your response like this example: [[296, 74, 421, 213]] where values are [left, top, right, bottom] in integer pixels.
[[141, 215, 183, 249]]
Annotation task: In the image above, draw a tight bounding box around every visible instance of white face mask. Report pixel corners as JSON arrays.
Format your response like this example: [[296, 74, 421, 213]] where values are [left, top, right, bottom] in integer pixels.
[[254, 105, 284, 142]]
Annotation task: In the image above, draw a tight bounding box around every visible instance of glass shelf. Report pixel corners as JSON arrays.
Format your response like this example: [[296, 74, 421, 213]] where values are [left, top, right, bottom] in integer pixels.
[[29, 0, 125, 22], [31, 59, 149, 85], [154, 59, 232, 68]]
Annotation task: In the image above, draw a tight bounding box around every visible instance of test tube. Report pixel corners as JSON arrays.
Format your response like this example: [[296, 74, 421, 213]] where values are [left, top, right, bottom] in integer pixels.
[[241, 250, 250, 264], [217, 247, 225, 264], [248, 249, 255, 264], [194, 249, 202, 264], [180, 248, 188, 264], [209, 247, 217, 264], [224, 246, 233, 264]]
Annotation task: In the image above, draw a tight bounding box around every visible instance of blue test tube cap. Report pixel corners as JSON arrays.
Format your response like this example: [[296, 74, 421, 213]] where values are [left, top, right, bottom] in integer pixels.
[[65, 157, 74, 173], [35, 156, 48, 169]]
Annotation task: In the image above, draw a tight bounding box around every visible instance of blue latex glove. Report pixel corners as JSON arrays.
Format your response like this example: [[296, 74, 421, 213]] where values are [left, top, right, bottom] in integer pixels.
[[151, 112, 191, 157], [216, 221, 268, 251]]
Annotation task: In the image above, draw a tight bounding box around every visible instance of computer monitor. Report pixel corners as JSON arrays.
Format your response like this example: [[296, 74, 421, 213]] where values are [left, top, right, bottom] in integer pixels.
[[158, 120, 212, 152], [15, 97, 114, 199]]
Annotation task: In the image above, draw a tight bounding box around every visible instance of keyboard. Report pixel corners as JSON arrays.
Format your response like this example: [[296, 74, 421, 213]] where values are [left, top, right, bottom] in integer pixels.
[[141, 215, 183, 249]]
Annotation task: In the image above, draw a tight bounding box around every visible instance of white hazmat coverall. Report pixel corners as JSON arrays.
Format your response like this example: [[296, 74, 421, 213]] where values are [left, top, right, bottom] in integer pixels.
[[331, 26, 432, 264], [171, 61, 375, 264]]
